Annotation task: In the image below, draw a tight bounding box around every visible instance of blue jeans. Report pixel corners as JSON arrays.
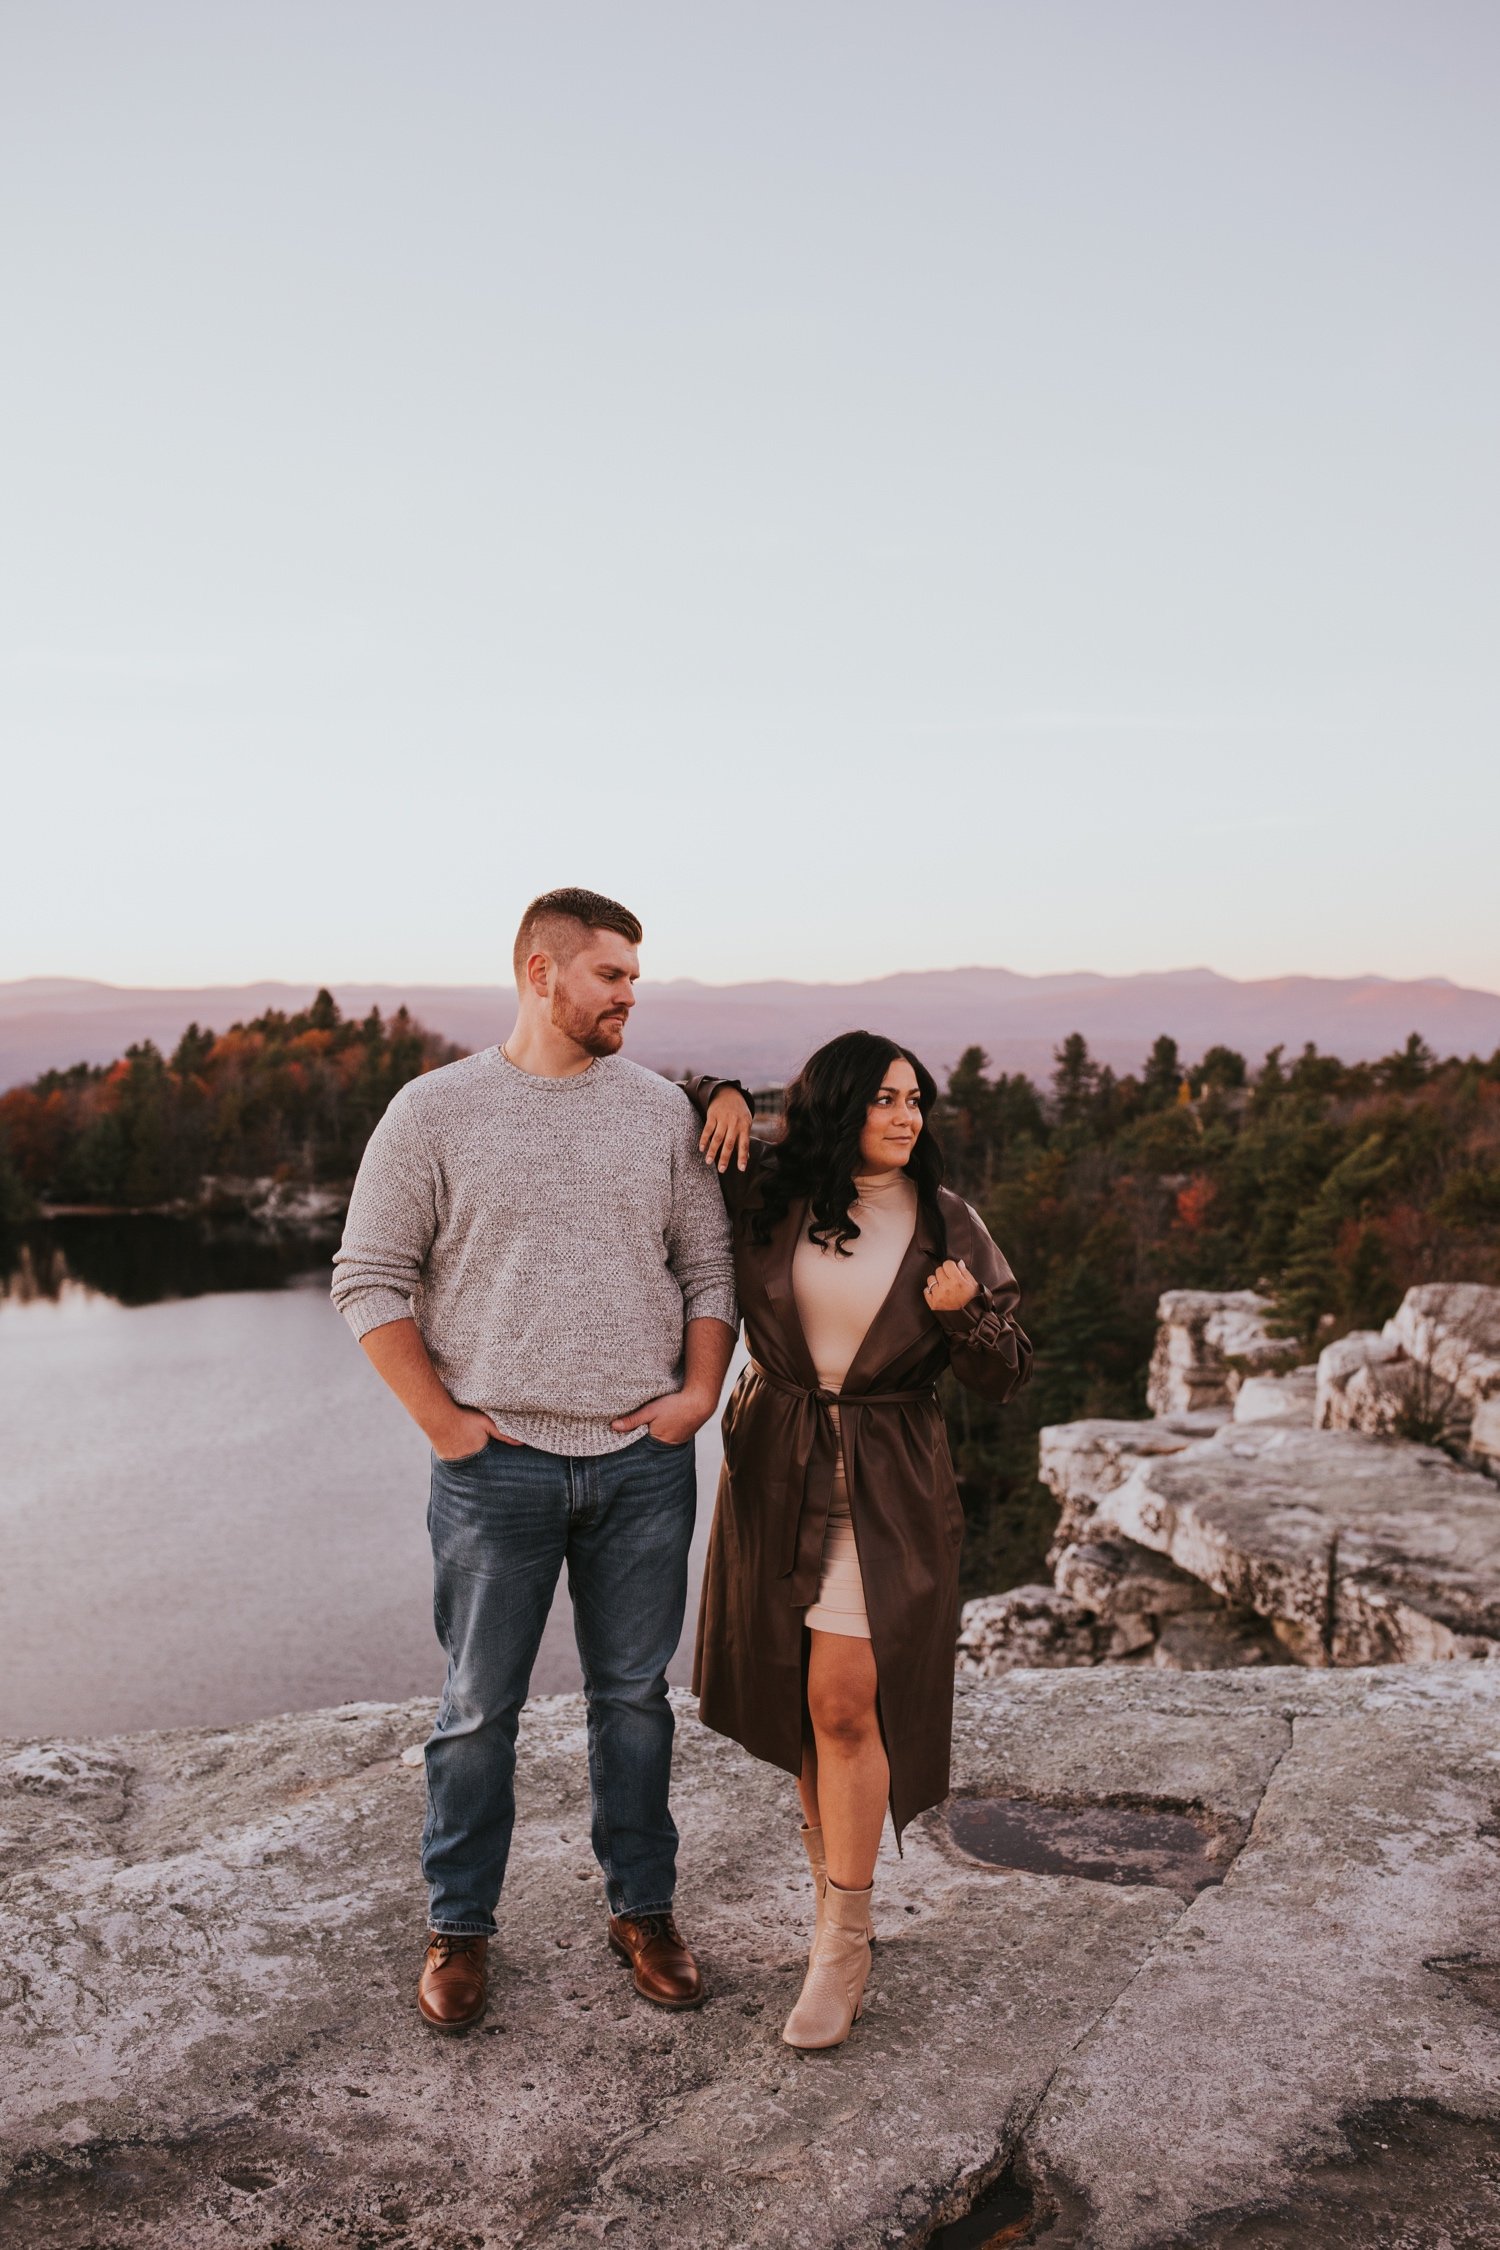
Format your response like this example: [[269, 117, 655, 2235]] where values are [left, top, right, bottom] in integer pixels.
[[421, 1432, 697, 1936]]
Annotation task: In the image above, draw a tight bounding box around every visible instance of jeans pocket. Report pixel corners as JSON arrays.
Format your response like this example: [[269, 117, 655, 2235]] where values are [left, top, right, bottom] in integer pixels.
[[435, 1438, 492, 1470], [642, 1431, 693, 1452]]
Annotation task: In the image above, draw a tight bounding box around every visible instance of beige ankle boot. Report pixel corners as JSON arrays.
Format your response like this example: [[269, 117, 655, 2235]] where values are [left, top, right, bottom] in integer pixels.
[[782, 1878, 874, 2051], [799, 1825, 876, 1945]]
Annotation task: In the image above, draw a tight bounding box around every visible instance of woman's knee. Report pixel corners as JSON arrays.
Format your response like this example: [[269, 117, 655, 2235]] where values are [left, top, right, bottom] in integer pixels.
[[808, 1680, 880, 1752]]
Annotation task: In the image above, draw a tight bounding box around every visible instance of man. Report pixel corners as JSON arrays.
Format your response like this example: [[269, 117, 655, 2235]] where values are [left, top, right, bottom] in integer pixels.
[[332, 888, 740, 2031]]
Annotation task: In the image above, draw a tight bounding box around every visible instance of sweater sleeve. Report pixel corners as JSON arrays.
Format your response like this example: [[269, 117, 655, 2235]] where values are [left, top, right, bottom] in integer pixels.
[[664, 1094, 739, 1330], [933, 1199, 1033, 1404], [330, 1088, 439, 1339]]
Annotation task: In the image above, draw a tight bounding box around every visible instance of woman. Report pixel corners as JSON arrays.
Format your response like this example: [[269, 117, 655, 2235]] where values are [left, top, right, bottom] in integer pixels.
[[685, 1032, 1030, 2051]]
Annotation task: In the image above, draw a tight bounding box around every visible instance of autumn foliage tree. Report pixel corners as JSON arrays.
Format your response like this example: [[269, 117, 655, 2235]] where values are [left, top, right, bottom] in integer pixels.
[[0, 991, 460, 1213]]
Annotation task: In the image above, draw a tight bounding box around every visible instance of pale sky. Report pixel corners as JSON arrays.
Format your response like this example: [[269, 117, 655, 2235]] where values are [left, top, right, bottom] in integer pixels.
[[3, 2, 1497, 992]]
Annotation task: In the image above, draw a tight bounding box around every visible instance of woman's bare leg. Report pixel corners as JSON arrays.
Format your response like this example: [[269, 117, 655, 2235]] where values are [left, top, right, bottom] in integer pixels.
[[805, 1629, 888, 1890], [798, 1736, 821, 1829]]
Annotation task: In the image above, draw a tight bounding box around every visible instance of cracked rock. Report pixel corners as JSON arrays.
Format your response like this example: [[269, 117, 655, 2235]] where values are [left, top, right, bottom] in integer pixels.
[[1054, 1537, 1220, 1624], [1146, 1290, 1299, 1418], [957, 1586, 1100, 1672]]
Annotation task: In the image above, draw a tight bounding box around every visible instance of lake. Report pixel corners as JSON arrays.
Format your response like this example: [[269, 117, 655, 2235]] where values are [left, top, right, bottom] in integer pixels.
[[0, 1220, 734, 1740]]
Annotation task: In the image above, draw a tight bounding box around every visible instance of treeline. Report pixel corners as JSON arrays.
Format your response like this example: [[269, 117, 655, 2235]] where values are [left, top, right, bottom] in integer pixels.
[[5, 1002, 1499, 1596], [0, 990, 459, 1218], [935, 1030, 1500, 1592]]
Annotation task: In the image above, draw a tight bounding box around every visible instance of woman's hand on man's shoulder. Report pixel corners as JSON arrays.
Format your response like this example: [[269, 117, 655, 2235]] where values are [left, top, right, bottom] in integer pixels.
[[700, 1086, 754, 1173]]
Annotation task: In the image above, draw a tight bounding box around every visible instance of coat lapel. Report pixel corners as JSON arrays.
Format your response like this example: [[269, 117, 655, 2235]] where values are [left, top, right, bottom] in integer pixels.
[[841, 1194, 946, 1392], [752, 1197, 823, 1391], [746, 1189, 949, 1396]]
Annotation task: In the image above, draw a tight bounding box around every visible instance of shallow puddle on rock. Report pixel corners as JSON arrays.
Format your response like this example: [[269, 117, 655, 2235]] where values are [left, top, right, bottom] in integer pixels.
[[946, 1795, 1232, 1897]]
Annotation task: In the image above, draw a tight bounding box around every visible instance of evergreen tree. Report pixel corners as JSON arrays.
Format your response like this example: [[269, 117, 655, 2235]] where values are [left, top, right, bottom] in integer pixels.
[[944, 1047, 996, 1192], [1197, 1044, 1246, 1092], [1141, 1034, 1182, 1110], [1344, 1222, 1398, 1330], [1377, 1032, 1436, 1092], [119, 1042, 174, 1206], [1273, 1133, 1398, 1344], [1435, 1166, 1500, 1230], [1252, 1044, 1287, 1108], [171, 1022, 216, 1077], [1051, 1033, 1099, 1128], [1289, 1042, 1346, 1099], [1090, 1064, 1126, 1138], [0, 1128, 35, 1222], [993, 1071, 1047, 1146]]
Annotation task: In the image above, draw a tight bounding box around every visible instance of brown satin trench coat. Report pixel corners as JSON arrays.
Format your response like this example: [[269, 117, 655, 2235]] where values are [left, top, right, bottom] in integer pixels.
[[685, 1091, 1033, 1841]]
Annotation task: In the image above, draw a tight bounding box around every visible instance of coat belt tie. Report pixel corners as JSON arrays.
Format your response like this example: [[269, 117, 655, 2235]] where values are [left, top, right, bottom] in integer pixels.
[[743, 1361, 938, 1601]]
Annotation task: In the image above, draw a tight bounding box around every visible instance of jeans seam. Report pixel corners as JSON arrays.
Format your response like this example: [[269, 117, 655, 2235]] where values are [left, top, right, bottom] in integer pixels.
[[586, 1682, 619, 1905]]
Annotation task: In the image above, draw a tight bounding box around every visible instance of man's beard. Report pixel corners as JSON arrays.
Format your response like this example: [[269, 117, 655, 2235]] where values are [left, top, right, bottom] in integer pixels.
[[550, 984, 628, 1057]]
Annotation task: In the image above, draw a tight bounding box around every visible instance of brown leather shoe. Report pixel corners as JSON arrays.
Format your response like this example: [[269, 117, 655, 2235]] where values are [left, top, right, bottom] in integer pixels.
[[417, 1931, 489, 2031], [607, 1911, 705, 2010]]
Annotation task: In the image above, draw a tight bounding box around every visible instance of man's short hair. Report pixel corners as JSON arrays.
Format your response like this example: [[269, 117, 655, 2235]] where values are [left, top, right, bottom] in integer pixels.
[[512, 888, 643, 983]]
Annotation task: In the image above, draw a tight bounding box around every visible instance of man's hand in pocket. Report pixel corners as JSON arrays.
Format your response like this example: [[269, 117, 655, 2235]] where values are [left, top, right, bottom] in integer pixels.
[[610, 1389, 713, 1446], [432, 1406, 519, 1461]]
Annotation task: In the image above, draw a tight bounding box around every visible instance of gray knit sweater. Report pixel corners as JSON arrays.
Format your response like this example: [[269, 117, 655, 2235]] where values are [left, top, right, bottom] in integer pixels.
[[331, 1049, 737, 1456]]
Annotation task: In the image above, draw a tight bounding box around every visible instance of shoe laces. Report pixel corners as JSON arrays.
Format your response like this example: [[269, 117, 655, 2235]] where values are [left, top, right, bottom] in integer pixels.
[[626, 1912, 681, 1945], [427, 1933, 482, 1967]]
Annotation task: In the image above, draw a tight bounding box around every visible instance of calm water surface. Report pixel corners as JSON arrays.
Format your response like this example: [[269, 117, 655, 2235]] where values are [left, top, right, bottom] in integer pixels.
[[0, 1221, 732, 1738]]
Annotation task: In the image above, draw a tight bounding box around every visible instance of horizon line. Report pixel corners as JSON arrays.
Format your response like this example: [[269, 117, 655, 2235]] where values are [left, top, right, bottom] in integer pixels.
[[3, 963, 1497, 1002]]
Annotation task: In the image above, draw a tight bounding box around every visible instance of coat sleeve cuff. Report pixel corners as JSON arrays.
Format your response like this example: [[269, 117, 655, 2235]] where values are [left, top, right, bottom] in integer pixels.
[[934, 1288, 996, 1342], [687, 1074, 752, 1115]]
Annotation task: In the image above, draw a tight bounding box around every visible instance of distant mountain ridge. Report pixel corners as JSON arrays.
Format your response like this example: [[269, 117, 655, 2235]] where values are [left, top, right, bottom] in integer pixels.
[[3, 967, 1498, 1092]]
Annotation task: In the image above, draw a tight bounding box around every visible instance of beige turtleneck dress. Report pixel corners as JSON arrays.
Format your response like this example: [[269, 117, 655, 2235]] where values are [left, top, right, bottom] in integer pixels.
[[791, 1168, 919, 1637]]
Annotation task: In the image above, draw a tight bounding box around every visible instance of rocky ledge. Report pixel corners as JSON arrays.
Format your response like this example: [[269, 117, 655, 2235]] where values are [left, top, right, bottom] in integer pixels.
[[4, 1668, 1500, 2248], [962, 1284, 1500, 1678]]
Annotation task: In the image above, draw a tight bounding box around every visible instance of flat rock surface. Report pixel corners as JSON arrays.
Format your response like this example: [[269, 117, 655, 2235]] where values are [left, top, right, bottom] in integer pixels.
[[1098, 1423, 1500, 1662], [1233, 1366, 1318, 1427], [1026, 1665, 1500, 2247], [3, 1670, 1500, 2248]]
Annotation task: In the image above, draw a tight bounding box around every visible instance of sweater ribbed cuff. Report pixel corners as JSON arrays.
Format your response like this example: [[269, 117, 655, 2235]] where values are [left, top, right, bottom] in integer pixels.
[[336, 1287, 417, 1341], [683, 1284, 739, 1330]]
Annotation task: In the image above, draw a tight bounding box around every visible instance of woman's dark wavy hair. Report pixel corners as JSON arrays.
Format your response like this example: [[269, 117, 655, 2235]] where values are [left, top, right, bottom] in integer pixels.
[[751, 1029, 945, 1254]]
